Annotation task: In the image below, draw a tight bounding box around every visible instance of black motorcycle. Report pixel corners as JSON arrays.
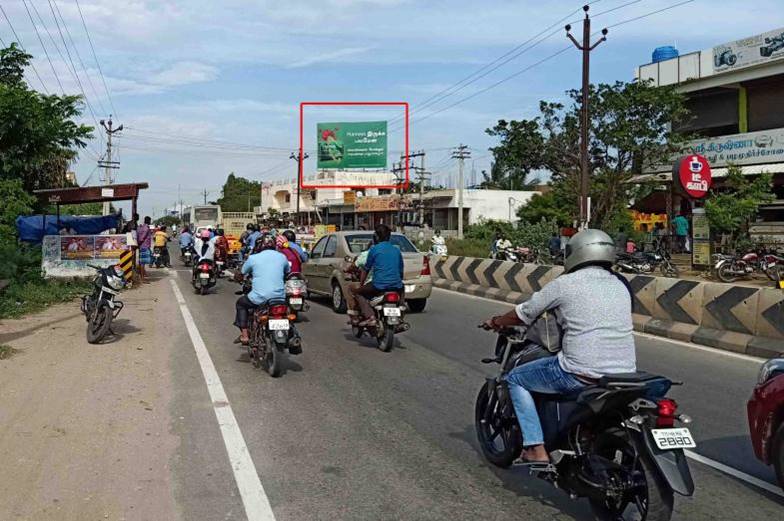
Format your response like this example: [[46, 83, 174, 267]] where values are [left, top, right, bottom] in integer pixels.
[[153, 246, 165, 268], [81, 264, 126, 344], [475, 327, 694, 521], [615, 248, 678, 278], [181, 246, 194, 267], [192, 258, 217, 295]]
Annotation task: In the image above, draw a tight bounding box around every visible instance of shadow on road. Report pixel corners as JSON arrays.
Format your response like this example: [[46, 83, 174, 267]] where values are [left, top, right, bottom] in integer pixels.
[[101, 318, 144, 344], [0, 311, 83, 344]]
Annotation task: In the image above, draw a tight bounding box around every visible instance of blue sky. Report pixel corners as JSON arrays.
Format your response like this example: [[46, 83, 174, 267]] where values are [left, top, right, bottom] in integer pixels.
[[2, 0, 782, 217]]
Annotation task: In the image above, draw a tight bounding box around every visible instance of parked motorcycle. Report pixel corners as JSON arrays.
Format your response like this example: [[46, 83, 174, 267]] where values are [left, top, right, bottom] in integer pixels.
[[81, 264, 126, 344], [285, 272, 309, 318], [475, 326, 694, 521], [714, 248, 784, 283], [493, 247, 519, 263], [431, 243, 448, 257], [351, 290, 409, 352], [615, 248, 679, 278], [192, 258, 217, 295]]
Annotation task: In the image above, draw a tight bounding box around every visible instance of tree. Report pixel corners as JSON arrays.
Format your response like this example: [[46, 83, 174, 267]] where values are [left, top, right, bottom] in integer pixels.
[[483, 119, 543, 190], [0, 43, 93, 194], [215, 173, 261, 212], [0, 178, 35, 240], [516, 190, 573, 227], [704, 165, 774, 247], [154, 215, 182, 229]]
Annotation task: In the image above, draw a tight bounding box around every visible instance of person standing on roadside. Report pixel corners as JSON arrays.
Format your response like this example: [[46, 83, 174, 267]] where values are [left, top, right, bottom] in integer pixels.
[[672, 213, 689, 254], [137, 216, 153, 281]]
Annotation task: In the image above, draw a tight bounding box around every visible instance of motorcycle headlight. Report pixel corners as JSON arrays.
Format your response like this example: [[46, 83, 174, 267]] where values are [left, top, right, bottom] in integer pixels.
[[107, 275, 124, 290], [758, 358, 784, 385]]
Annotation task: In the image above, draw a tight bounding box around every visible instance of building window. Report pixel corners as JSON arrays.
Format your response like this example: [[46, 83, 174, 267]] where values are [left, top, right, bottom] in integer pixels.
[[746, 75, 784, 132], [285, 194, 291, 203], [378, 189, 392, 195], [675, 88, 738, 137]]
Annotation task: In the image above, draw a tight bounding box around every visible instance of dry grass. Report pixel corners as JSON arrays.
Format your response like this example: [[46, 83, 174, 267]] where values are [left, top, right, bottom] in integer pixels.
[[0, 344, 20, 360]]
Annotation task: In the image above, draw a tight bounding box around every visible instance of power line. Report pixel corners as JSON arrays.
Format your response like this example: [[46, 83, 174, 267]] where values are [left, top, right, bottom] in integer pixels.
[[21, 0, 65, 93], [606, 0, 694, 29], [122, 127, 298, 152], [74, 0, 117, 117], [0, 4, 49, 92]]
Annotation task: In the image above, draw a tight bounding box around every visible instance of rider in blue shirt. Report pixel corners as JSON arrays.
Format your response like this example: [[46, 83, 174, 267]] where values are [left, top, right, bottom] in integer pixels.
[[179, 228, 194, 255], [351, 224, 404, 326]]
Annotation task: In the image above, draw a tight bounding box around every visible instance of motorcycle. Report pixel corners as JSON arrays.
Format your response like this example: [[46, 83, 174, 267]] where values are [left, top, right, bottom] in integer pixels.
[[191, 258, 217, 295], [285, 272, 309, 318], [615, 248, 678, 278], [181, 247, 193, 267], [80, 264, 126, 344], [714, 248, 784, 283], [152, 246, 163, 268], [475, 326, 694, 521], [493, 247, 519, 263], [431, 243, 448, 257]]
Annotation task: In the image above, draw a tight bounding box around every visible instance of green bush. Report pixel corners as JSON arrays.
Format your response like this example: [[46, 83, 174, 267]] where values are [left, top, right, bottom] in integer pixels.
[[445, 238, 489, 258], [461, 218, 559, 255]]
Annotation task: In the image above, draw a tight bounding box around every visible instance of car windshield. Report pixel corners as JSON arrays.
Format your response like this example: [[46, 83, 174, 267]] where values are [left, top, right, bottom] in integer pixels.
[[345, 234, 418, 254]]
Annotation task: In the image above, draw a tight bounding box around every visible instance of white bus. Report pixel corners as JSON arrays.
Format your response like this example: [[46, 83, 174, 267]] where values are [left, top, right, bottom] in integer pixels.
[[183, 205, 222, 232]]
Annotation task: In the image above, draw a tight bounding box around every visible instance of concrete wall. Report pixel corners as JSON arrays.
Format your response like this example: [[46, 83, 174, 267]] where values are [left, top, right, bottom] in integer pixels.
[[432, 255, 784, 359]]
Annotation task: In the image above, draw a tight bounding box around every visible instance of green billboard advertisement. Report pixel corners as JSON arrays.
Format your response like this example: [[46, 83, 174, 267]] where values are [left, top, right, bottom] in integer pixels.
[[317, 121, 387, 169]]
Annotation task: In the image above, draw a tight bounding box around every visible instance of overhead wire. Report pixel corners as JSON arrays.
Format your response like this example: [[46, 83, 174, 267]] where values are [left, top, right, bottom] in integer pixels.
[[20, 0, 64, 93], [122, 126, 298, 152], [74, 0, 117, 117], [0, 5, 48, 92]]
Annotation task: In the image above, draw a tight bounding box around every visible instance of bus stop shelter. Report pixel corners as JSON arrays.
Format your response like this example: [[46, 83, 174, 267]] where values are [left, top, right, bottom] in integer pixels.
[[33, 183, 149, 223]]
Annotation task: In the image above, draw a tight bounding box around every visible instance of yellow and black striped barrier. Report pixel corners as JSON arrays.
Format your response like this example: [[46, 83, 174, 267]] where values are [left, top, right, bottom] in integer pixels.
[[119, 249, 134, 281]]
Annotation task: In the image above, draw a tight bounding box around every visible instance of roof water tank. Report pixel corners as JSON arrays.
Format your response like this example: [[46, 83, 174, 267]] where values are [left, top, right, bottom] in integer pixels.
[[652, 46, 679, 63]]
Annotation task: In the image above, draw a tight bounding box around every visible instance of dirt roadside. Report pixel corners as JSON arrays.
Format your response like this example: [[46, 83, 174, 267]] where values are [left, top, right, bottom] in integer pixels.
[[0, 271, 181, 521]]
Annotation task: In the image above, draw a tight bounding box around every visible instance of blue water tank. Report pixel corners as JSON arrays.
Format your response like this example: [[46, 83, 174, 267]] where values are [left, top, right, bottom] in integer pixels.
[[652, 46, 679, 63]]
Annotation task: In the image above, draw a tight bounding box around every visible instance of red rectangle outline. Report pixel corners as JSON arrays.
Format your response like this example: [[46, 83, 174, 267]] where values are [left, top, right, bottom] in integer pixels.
[[298, 102, 409, 190]]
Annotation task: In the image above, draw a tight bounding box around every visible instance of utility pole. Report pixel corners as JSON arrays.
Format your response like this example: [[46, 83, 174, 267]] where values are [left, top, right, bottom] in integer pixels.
[[290, 151, 310, 225], [452, 144, 470, 239], [566, 5, 607, 228], [202, 189, 208, 204], [98, 117, 123, 216], [392, 160, 406, 229], [399, 150, 428, 226]]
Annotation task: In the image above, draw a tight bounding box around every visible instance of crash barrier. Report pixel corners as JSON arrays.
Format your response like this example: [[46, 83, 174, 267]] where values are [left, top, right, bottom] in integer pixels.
[[432, 256, 784, 359], [119, 249, 135, 281]]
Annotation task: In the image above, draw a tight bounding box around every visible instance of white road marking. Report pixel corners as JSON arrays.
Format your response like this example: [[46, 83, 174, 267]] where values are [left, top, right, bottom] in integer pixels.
[[684, 450, 784, 498], [169, 278, 276, 521]]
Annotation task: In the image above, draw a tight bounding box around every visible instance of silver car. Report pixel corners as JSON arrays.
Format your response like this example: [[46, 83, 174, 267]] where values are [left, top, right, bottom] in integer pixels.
[[303, 231, 432, 313]]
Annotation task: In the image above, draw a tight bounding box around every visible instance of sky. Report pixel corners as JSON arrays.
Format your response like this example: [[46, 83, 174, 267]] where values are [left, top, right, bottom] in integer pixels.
[[1, 0, 783, 217]]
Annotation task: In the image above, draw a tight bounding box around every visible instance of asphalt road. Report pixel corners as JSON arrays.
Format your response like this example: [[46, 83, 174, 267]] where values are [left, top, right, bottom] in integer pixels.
[[167, 268, 783, 520]]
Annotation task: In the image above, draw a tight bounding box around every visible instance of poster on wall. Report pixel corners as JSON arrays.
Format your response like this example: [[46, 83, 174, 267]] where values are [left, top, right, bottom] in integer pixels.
[[94, 236, 127, 259], [713, 27, 784, 72], [60, 236, 95, 260], [317, 121, 387, 169]]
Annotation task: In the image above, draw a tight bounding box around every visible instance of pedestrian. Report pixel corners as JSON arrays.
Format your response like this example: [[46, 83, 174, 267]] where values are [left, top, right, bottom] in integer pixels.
[[137, 216, 153, 282], [672, 213, 689, 254]]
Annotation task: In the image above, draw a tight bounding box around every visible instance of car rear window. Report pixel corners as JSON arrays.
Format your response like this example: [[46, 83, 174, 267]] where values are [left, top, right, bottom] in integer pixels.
[[345, 234, 418, 254]]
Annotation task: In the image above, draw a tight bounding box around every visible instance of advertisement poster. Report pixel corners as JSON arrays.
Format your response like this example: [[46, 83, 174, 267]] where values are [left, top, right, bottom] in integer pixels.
[[94, 235, 127, 259], [317, 121, 387, 169], [713, 27, 784, 72], [60, 236, 95, 260]]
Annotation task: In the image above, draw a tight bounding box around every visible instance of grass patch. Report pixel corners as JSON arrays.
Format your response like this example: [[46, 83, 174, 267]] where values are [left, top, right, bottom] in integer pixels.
[[445, 238, 489, 258], [0, 278, 92, 319], [0, 344, 19, 359]]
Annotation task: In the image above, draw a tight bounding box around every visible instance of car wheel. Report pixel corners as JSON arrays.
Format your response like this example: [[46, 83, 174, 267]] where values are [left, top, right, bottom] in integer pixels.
[[331, 282, 347, 314], [774, 423, 784, 491], [407, 298, 427, 313]]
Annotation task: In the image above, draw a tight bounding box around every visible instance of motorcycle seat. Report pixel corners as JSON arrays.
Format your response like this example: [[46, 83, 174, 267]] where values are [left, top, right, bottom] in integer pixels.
[[598, 371, 660, 388]]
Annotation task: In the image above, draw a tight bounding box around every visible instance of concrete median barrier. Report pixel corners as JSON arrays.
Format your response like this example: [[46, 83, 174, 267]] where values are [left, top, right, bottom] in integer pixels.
[[432, 256, 784, 358]]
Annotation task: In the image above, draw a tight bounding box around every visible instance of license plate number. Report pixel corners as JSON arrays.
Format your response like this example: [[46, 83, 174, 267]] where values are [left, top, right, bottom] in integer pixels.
[[289, 297, 303, 305], [651, 428, 696, 450], [268, 319, 290, 331], [404, 285, 415, 293], [384, 307, 401, 317], [199, 273, 210, 279]]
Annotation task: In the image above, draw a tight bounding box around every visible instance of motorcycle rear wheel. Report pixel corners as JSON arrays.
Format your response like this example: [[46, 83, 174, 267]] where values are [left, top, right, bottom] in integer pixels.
[[474, 381, 521, 468], [262, 336, 282, 377], [86, 305, 112, 344], [717, 263, 739, 283], [377, 324, 394, 352], [589, 429, 673, 521]]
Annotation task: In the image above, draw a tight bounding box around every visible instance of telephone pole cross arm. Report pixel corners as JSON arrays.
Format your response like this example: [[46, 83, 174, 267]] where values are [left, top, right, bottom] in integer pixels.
[[566, 5, 607, 228]]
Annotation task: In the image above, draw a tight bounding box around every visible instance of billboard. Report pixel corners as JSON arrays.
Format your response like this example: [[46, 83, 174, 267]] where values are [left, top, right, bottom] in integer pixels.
[[687, 128, 784, 168], [317, 121, 387, 169], [713, 27, 784, 73], [60, 234, 127, 260]]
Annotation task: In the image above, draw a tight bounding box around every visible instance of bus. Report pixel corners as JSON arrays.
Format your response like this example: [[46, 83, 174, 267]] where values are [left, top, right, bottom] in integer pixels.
[[183, 205, 222, 232]]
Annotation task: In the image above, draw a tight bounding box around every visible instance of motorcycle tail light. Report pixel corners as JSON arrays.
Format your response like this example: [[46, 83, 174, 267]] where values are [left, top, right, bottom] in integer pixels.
[[656, 398, 678, 428], [420, 255, 431, 276], [199, 264, 210, 271], [270, 304, 289, 317], [385, 292, 400, 303]]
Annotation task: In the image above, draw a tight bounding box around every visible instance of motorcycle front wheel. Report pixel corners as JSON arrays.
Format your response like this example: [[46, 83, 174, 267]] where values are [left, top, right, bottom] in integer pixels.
[[474, 381, 522, 468], [86, 305, 112, 344], [661, 261, 679, 278], [589, 429, 674, 521]]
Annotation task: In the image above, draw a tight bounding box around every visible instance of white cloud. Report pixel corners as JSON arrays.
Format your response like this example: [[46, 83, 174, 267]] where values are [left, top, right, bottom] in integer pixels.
[[286, 47, 372, 69], [149, 61, 218, 86]]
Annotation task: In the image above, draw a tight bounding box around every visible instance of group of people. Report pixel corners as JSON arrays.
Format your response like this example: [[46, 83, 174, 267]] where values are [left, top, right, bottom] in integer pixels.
[[123, 214, 173, 282]]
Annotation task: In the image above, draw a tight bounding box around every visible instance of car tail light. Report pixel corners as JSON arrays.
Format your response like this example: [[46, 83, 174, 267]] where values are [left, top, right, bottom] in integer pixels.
[[385, 292, 400, 303], [656, 398, 678, 428], [270, 304, 289, 317], [421, 255, 431, 276]]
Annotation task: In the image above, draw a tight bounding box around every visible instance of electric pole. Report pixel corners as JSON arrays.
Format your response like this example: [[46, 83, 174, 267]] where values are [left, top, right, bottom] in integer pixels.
[[290, 151, 310, 225], [202, 189, 208, 204], [452, 144, 470, 239], [566, 5, 607, 228], [98, 117, 123, 215]]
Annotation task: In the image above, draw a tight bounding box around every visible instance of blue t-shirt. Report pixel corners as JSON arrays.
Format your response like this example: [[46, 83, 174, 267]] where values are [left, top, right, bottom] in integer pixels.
[[290, 241, 309, 263], [365, 241, 404, 291], [673, 216, 689, 236], [246, 231, 261, 252], [179, 232, 193, 248], [241, 250, 290, 305]]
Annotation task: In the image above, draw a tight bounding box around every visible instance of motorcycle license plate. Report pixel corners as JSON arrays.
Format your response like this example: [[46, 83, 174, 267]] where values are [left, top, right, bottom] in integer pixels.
[[650, 428, 696, 450], [268, 319, 290, 331], [289, 297, 303, 305], [384, 307, 401, 317], [779, 279, 784, 289], [404, 285, 415, 293], [199, 273, 210, 279]]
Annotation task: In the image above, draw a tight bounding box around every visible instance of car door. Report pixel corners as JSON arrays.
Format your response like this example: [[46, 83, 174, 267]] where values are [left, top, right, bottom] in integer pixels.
[[320, 235, 339, 288], [304, 236, 329, 294]]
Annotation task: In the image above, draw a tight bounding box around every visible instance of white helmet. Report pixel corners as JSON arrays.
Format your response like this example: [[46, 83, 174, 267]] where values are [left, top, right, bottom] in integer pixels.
[[564, 229, 616, 273]]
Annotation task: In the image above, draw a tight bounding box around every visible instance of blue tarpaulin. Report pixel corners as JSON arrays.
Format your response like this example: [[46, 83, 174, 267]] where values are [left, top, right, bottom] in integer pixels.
[[16, 214, 121, 243]]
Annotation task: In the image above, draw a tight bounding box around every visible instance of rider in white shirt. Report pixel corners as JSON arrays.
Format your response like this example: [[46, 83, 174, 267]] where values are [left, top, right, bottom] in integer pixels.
[[193, 229, 216, 261]]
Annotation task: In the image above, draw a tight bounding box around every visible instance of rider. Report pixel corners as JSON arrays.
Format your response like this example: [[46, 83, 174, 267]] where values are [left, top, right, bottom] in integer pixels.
[[193, 229, 215, 262], [153, 225, 172, 267], [350, 224, 404, 327], [214, 228, 229, 265], [481, 229, 636, 465], [179, 227, 194, 257], [282, 229, 309, 263], [495, 235, 512, 259], [234, 234, 290, 345], [245, 225, 261, 259], [431, 229, 445, 250], [276, 234, 302, 273]]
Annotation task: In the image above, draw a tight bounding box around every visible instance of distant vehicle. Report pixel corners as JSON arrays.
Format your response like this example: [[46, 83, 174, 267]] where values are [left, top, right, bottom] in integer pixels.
[[714, 46, 738, 68], [747, 358, 784, 491], [760, 32, 784, 58], [183, 205, 222, 232], [303, 231, 432, 314]]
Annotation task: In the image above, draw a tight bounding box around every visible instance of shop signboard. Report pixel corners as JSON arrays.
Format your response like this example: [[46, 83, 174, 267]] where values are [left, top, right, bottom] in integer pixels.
[[712, 27, 784, 73], [673, 154, 712, 199], [691, 208, 711, 266], [317, 121, 387, 169], [343, 190, 357, 205], [687, 128, 784, 168], [355, 196, 400, 213]]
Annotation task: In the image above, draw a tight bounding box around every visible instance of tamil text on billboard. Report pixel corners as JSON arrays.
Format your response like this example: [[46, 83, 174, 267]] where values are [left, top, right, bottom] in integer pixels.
[[317, 121, 387, 169], [713, 27, 784, 73], [687, 128, 784, 168]]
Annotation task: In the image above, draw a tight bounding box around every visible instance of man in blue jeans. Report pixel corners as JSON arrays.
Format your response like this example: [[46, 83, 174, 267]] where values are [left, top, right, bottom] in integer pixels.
[[482, 229, 637, 465], [352, 224, 404, 327]]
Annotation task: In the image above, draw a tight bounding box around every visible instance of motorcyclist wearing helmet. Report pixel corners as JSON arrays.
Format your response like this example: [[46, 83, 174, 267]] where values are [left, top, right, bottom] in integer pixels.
[[193, 229, 216, 261], [282, 229, 309, 263], [234, 234, 290, 345], [481, 229, 636, 465]]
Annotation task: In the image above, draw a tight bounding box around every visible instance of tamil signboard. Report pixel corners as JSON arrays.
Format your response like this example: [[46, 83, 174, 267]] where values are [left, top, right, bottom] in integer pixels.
[[687, 128, 784, 168], [355, 196, 401, 213], [713, 27, 784, 73], [317, 121, 387, 169], [673, 154, 712, 199]]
